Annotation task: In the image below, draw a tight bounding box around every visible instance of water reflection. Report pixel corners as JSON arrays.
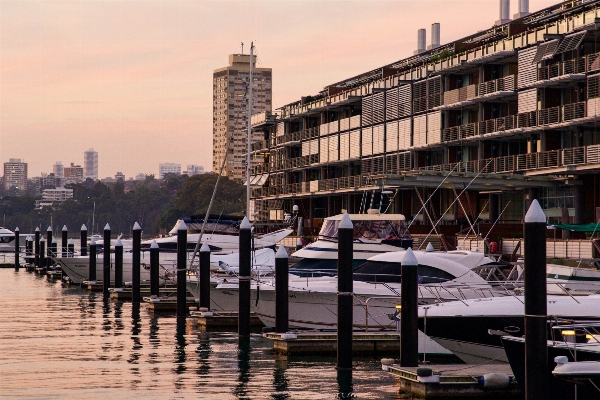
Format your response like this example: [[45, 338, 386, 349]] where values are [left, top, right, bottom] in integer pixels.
[[195, 331, 212, 378], [271, 358, 290, 400], [233, 337, 251, 398], [174, 317, 187, 377], [113, 301, 124, 334], [337, 369, 354, 399], [129, 302, 142, 364]]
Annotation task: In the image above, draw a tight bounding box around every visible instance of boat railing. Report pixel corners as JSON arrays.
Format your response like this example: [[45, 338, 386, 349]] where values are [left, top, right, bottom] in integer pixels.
[[549, 322, 600, 348]]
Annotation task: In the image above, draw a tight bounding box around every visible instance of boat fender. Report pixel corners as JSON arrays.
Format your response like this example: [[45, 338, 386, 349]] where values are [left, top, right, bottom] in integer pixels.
[[477, 373, 511, 388], [554, 356, 569, 365], [416, 368, 440, 383], [416, 368, 432, 377], [200, 311, 213, 317], [381, 358, 395, 371]]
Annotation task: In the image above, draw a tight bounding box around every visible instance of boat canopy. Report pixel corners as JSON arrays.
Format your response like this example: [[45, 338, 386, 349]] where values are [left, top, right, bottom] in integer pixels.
[[553, 223, 600, 232], [318, 213, 408, 241]]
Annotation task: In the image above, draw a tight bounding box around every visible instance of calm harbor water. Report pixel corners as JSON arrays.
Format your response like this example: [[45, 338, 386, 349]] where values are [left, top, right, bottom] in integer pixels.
[[0, 268, 402, 399]]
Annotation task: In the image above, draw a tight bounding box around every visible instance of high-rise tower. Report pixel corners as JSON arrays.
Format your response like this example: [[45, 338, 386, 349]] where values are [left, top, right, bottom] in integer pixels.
[[212, 54, 272, 180], [83, 148, 98, 181]]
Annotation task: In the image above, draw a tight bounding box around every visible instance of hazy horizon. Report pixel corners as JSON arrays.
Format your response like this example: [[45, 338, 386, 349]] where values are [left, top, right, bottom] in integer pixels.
[[1, 0, 558, 179]]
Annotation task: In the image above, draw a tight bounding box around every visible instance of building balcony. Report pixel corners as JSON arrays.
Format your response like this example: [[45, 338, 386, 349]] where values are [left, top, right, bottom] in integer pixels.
[[437, 75, 518, 110], [270, 127, 319, 147], [442, 102, 587, 143], [532, 52, 600, 88]]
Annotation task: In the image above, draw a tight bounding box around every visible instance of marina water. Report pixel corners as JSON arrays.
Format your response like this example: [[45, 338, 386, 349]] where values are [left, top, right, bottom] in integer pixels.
[[0, 268, 401, 399]]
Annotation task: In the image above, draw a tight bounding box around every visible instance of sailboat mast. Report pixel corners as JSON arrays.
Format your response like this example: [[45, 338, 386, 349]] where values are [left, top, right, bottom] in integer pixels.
[[246, 43, 254, 218]]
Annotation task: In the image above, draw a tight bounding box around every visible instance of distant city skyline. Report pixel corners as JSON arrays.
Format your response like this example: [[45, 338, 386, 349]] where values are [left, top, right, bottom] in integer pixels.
[[0, 0, 558, 178]]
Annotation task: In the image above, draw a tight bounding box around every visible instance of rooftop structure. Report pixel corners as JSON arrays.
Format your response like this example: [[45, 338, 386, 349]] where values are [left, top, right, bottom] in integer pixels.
[[249, 0, 600, 231]]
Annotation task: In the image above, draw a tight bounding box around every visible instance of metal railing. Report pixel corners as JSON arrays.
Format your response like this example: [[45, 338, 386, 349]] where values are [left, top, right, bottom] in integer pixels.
[[538, 54, 587, 81], [478, 74, 517, 96]]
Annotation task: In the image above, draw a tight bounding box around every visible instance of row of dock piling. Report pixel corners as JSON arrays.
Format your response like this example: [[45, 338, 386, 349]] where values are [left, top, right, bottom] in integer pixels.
[[11, 201, 551, 399]]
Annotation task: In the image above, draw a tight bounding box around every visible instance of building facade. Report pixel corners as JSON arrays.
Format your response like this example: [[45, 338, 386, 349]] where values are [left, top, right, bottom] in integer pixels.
[[249, 0, 600, 235], [159, 163, 181, 179], [3, 158, 28, 191], [31, 173, 61, 192], [64, 163, 84, 185], [84, 148, 98, 180], [187, 164, 204, 176], [213, 54, 272, 181]]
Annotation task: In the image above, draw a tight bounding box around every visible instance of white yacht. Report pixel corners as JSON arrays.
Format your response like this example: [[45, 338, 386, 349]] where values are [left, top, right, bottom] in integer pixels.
[[290, 212, 410, 273], [251, 250, 500, 331], [417, 294, 600, 364], [0, 227, 17, 252]]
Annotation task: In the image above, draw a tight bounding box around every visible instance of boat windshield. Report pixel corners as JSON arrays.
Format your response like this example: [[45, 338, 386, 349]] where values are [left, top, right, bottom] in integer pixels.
[[319, 219, 408, 241]]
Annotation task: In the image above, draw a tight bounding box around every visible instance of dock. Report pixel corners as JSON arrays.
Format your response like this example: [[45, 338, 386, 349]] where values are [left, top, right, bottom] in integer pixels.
[[190, 310, 264, 331], [109, 287, 178, 300], [143, 296, 197, 313], [264, 331, 419, 357], [384, 363, 521, 399]]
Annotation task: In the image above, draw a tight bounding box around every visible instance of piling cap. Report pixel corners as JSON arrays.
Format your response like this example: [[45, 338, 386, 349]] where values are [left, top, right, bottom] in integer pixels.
[[240, 216, 251, 230], [62, 225, 68, 231], [35, 227, 40, 232], [90, 238, 96, 245], [401, 247, 418, 266], [115, 238, 123, 247], [151, 239, 159, 249], [339, 212, 353, 229], [200, 241, 210, 252], [81, 224, 87, 231], [14, 227, 19, 232], [47, 226, 52, 232], [276, 244, 288, 259], [40, 237, 46, 243], [524, 199, 546, 223], [68, 239, 74, 244], [133, 222, 141, 230], [104, 223, 111, 230], [426, 242, 434, 252], [176, 219, 187, 231]]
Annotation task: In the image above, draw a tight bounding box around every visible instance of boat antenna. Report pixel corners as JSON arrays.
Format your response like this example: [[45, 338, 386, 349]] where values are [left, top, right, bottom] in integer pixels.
[[417, 159, 493, 250], [246, 42, 254, 218]]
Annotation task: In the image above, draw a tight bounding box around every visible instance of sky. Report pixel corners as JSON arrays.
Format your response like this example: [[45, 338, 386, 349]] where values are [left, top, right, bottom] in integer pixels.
[[0, 0, 559, 179]]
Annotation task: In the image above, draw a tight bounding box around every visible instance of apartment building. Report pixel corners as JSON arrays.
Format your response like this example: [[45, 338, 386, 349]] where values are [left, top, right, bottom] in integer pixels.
[[3, 158, 28, 191], [249, 0, 600, 231], [213, 54, 272, 181]]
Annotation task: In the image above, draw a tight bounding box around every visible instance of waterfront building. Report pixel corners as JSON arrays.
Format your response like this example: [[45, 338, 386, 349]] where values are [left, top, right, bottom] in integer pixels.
[[213, 53, 272, 181], [84, 148, 98, 180], [159, 163, 181, 179], [249, 0, 600, 234], [186, 164, 204, 176], [3, 158, 28, 191]]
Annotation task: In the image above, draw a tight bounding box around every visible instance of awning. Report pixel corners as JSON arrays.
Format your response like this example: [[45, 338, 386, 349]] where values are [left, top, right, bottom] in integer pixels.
[[533, 39, 560, 63], [553, 223, 600, 232], [244, 174, 269, 186], [556, 31, 586, 54]]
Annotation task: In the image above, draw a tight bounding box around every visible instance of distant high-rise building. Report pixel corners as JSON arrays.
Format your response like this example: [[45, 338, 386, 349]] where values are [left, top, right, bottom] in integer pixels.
[[64, 163, 84, 185], [159, 163, 181, 179], [3, 158, 28, 191], [84, 148, 98, 180], [53, 162, 64, 178], [31, 173, 60, 192], [213, 53, 272, 180], [186, 164, 204, 176]]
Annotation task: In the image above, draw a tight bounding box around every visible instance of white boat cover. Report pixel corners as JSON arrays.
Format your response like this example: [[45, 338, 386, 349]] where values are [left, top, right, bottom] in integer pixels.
[[214, 248, 275, 274]]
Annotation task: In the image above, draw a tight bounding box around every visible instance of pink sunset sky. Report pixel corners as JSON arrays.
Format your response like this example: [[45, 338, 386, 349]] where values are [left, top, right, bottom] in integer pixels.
[[0, 0, 558, 179]]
